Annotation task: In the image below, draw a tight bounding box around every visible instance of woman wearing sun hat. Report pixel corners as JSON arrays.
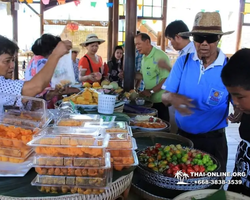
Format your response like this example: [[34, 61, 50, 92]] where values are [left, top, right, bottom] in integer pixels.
[[78, 34, 108, 83], [162, 12, 234, 174]]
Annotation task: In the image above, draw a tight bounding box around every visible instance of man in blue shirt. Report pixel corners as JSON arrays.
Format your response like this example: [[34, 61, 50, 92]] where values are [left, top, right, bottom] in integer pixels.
[[162, 12, 234, 173]]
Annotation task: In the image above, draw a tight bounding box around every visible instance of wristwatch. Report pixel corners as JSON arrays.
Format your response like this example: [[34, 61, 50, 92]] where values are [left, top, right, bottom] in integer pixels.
[[150, 90, 155, 94]]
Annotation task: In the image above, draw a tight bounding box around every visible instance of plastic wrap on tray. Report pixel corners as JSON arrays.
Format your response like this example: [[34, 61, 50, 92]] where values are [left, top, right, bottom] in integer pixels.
[[0, 124, 40, 148], [35, 185, 106, 195], [33, 172, 112, 187], [84, 121, 129, 133], [111, 150, 139, 171], [0, 146, 33, 158], [56, 114, 100, 127], [27, 127, 108, 147]]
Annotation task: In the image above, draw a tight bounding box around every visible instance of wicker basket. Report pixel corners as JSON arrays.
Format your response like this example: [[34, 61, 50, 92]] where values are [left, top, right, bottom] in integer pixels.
[[173, 189, 250, 200], [0, 172, 133, 200], [98, 94, 116, 114]]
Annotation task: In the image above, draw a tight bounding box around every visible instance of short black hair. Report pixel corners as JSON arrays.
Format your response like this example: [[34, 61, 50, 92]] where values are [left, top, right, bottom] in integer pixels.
[[0, 35, 19, 56], [165, 20, 189, 40], [32, 34, 61, 57], [221, 48, 250, 90], [135, 33, 151, 43]]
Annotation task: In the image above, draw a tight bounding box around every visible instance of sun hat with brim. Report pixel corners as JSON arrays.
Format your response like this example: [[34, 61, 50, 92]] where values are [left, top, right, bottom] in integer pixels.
[[178, 12, 234, 37], [71, 47, 80, 52], [80, 34, 105, 47]]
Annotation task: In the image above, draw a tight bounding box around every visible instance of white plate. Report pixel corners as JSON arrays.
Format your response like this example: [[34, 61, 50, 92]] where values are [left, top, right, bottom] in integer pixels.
[[0, 154, 34, 177]]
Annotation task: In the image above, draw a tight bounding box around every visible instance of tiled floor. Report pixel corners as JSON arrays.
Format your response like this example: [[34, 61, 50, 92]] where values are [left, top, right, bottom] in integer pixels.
[[128, 106, 242, 199]]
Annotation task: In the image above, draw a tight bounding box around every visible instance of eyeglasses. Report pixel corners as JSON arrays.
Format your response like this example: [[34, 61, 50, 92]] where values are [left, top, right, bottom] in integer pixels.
[[193, 35, 219, 44]]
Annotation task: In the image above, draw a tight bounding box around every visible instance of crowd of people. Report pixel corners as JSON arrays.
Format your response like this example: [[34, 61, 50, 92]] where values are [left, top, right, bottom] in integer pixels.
[[0, 11, 250, 196]]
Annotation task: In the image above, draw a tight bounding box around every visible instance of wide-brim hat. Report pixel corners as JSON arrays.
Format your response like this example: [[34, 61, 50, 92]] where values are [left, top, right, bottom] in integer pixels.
[[179, 12, 234, 37], [71, 46, 80, 52], [80, 34, 105, 47]]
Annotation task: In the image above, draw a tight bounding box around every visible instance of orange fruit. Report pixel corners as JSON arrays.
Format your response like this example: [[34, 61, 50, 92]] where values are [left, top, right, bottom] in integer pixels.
[[93, 82, 101, 88]]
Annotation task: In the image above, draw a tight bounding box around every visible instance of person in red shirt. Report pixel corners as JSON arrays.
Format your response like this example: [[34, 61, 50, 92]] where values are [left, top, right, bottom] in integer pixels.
[[78, 34, 108, 83]]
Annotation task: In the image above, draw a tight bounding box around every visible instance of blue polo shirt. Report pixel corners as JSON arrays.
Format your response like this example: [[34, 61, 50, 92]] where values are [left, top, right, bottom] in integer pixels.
[[162, 50, 229, 134]]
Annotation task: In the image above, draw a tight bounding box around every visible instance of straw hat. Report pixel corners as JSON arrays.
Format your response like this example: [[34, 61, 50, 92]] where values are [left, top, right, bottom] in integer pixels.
[[80, 34, 105, 47], [71, 46, 80, 52], [179, 12, 234, 37]]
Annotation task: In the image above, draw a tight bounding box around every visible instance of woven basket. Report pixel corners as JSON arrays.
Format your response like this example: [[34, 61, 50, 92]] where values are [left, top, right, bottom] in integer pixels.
[[98, 94, 116, 114], [172, 189, 250, 200], [0, 172, 133, 200]]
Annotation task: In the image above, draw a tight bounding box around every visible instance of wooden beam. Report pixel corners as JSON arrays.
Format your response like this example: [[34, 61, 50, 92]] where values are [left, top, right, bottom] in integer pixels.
[[119, 16, 162, 20], [236, 0, 245, 51], [40, 0, 44, 35], [44, 20, 102, 26], [123, 0, 137, 91], [112, 0, 119, 52], [24, 2, 40, 17], [44, 19, 109, 27], [107, 0, 113, 60], [161, 0, 167, 51], [11, 0, 18, 80]]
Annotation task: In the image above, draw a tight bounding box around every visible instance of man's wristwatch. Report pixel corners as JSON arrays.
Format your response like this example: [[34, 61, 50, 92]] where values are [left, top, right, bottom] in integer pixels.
[[150, 90, 155, 94]]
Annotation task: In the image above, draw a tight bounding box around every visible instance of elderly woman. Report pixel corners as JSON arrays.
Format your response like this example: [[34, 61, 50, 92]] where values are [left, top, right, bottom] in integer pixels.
[[0, 35, 72, 104], [161, 12, 234, 173], [78, 34, 108, 83]]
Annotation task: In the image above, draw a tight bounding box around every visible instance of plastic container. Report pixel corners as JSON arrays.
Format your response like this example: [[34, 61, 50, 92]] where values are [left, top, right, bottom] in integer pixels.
[[56, 114, 100, 127], [34, 154, 111, 177], [0, 124, 39, 148], [111, 150, 139, 171], [98, 94, 116, 114], [108, 136, 137, 149], [27, 127, 108, 147], [33, 172, 112, 187], [34, 185, 106, 195], [0, 146, 33, 158], [33, 155, 107, 167], [0, 150, 33, 163]]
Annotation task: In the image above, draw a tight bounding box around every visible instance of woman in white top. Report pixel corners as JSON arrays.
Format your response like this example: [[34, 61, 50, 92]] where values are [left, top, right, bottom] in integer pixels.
[[0, 35, 72, 104]]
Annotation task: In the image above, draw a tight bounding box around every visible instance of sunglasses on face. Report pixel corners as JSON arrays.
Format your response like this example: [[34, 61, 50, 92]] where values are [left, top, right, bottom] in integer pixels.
[[193, 35, 219, 44]]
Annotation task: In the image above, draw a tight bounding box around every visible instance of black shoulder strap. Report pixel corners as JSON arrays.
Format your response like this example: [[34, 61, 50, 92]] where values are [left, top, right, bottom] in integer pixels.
[[183, 53, 190, 69], [177, 53, 190, 93], [84, 55, 94, 73]]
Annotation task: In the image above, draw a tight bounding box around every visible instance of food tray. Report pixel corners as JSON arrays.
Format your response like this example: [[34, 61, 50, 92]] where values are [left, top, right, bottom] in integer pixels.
[[108, 138, 137, 157], [32, 172, 112, 188], [0, 149, 33, 163], [56, 114, 100, 127], [35, 185, 105, 195], [34, 146, 106, 157], [112, 150, 139, 171], [108, 136, 137, 149], [27, 127, 108, 147], [33, 154, 107, 167], [0, 146, 33, 158], [0, 124, 39, 148], [35, 166, 111, 178]]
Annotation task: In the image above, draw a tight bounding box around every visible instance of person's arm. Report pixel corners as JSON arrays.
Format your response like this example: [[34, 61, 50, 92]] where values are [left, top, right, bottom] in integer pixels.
[[21, 41, 72, 97], [151, 78, 166, 93]]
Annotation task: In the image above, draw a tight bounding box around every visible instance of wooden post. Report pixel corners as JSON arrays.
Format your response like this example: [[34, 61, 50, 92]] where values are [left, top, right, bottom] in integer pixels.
[[123, 0, 137, 91], [112, 0, 119, 52], [40, 0, 44, 35], [236, 0, 245, 51], [107, 0, 113, 60], [161, 0, 167, 51], [11, 0, 18, 80]]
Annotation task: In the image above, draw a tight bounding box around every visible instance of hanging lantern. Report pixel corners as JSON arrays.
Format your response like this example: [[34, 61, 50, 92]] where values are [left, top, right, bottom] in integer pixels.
[[153, 20, 157, 24], [42, 0, 50, 5], [57, 0, 65, 5], [106, 2, 113, 7], [26, 0, 33, 4], [90, 2, 97, 7], [67, 22, 79, 34], [138, 4, 142, 10], [74, 0, 80, 6]]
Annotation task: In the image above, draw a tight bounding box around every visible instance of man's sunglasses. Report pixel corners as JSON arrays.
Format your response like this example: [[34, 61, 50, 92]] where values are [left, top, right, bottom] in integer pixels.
[[193, 34, 219, 44]]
